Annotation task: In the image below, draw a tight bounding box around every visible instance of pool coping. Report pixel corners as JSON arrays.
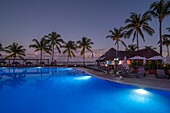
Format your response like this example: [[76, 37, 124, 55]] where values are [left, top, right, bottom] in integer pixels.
[[75, 67, 170, 92]]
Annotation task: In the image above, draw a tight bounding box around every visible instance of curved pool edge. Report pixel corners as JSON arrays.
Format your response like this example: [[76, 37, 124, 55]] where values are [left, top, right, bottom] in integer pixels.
[[75, 67, 170, 92]]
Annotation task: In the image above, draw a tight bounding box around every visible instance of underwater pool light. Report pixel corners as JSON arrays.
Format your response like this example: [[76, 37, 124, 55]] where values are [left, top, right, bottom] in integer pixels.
[[74, 76, 91, 80], [135, 89, 148, 95]]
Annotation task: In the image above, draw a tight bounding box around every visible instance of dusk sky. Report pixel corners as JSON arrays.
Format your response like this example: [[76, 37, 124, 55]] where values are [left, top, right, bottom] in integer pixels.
[[0, 0, 170, 60]]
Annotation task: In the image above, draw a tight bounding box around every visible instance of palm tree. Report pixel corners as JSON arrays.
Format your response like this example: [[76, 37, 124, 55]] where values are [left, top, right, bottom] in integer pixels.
[[0, 42, 3, 57], [77, 37, 94, 65], [46, 32, 64, 64], [145, 45, 157, 50], [4, 42, 26, 60], [124, 12, 155, 50], [62, 41, 76, 66], [149, 0, 170, 55], [106, 27, 127, 50], [158, 37, 170, 56], [126, 44, 138, 51], [162, 27, 170, 38], [29, 38, 51, 63]]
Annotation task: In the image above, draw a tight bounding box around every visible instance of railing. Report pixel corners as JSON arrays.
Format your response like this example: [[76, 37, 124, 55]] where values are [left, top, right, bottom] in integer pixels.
[[0, 59, 49, 66]]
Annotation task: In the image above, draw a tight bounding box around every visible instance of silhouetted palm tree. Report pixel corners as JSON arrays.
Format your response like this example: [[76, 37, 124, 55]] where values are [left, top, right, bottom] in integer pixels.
[[158, 37, 170, 56], [162, 27, 170, 39], [126, 44, 137, 51], [125, 12, 155, 50], [46, 32, 64, 64], [145, 45, 157, 50], [4, 42, 26, 61], [77, 37, 94, 65], [29, 38, 51, 63], [62, 41, 76, 66], [0, 42, 3, 57], [106, 27, 127, 50], [148, 0, 170, 55]]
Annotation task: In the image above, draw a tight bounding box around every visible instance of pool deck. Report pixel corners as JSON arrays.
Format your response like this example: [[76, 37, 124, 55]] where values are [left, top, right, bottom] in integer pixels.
[[75, 67, 170, 92]]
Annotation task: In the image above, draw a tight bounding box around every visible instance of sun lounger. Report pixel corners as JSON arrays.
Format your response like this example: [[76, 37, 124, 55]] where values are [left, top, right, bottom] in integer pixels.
[[136, 67, 145, 78], [98, 66, 111, 74], [156, 69, 167, 78]]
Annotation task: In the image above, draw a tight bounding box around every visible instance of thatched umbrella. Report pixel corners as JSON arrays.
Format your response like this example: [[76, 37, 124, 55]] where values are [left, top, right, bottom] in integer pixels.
[[25, 61, 33, 65], [12, 61, 20, 65]]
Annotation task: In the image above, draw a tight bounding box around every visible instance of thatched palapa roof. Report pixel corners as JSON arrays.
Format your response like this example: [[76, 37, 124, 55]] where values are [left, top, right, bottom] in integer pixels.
[[96, 48, 160, 61]]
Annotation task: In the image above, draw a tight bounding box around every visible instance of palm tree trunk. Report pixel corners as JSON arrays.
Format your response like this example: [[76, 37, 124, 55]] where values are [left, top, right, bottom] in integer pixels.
[[167, 45, 169, 56], [40, 50, 42, 64], [13, 56, 15, 62], [52, 44, 54, 65], [117, 41, 119, 51], [159, 20, 162, 56], [137, 30, 139, 50], [83, 53, 85, 66], [67, 55, 69, 67]]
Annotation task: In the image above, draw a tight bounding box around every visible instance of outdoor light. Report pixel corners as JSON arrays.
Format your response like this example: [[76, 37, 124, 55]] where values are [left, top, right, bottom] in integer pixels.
[[135, 89, 148, 95], [74, 76, 91, 80]]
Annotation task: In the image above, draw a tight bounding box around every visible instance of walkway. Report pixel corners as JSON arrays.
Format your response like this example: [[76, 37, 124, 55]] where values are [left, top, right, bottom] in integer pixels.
[[76, 67, 170, 92]]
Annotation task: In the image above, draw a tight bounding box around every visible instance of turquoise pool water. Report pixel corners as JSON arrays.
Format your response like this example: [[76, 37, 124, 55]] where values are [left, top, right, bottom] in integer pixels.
[[0, 67, 170, 113]]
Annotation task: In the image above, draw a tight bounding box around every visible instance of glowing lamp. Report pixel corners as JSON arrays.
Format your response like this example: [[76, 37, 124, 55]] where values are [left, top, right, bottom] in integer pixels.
[[74, 76, 91, 80], [135, 89, 148, 95]]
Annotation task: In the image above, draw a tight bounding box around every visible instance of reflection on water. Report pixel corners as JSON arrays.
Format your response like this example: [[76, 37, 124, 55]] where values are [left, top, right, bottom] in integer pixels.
[[0, 67, 170, 113], [0, 68, 27, 89], [0, 67, 84, 90]]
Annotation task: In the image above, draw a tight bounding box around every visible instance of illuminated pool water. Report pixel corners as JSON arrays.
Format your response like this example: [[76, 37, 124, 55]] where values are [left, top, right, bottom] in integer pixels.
[[0, 67, 170, 113]]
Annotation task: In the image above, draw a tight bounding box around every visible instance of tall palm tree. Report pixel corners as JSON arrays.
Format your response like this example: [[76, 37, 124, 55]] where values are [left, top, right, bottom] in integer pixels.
[[46, 32, 64, 64], [106, 27, 127, 50], [77, 37, 94, 65], [149, 0, 170, 55], [62, 41, 76, 66], [0, 42, 3, 57], [4, 42, 26, 60], [29, 38, 51, 63], [124, 12, 155, 50], [162, 27, 170, 38], [158, 37, 170, 56], [126, 44, 137, 51]]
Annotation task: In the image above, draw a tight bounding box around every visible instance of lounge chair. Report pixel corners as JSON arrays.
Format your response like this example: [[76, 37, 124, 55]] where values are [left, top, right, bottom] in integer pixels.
[[119, 67, 136, 78], [156, 69, 167, 78], [136, 67, 145, 78], [98, 66, 111, 74]]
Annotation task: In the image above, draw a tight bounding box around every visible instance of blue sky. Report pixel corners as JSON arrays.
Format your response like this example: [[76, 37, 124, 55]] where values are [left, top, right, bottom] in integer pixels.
[[0, 0, 170, 60]]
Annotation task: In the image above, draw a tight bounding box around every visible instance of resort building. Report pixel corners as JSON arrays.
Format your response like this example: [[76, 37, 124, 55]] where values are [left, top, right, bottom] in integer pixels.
[[96, 48, 160, 66]]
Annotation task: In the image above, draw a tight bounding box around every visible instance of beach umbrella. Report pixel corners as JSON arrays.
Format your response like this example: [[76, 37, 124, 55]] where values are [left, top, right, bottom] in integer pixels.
[[147, 56, 165, 60], [147, 56, 165, 68], [123, 56, 127, 65], [128, 56, 146, 60], [143, 58, 146, 65], [123, 56, 129, 70], [12, 61, 20, 65], [25, 61, 33, 65], [129, 56, 146, 67]]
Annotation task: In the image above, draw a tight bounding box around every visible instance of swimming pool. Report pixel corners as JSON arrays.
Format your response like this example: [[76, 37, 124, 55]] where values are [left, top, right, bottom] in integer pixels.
[[0, 67, 170, 113]]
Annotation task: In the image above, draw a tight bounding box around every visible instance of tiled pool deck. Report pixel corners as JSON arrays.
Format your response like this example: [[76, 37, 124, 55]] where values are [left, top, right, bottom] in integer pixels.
[[76, 67, 170, 92]]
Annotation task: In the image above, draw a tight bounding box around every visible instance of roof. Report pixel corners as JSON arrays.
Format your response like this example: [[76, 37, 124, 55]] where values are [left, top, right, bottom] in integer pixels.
[[96, 48, 160, 61]]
